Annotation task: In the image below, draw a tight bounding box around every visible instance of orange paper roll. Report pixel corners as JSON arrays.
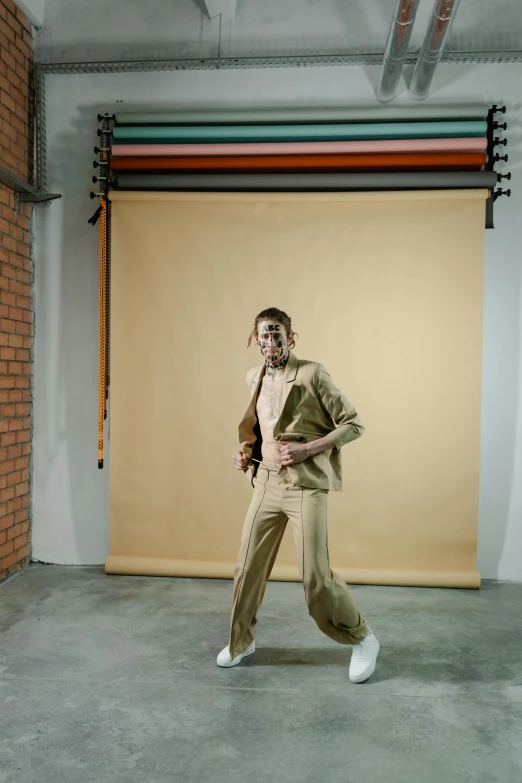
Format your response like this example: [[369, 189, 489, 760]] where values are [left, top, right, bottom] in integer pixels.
[[110, 152, 487, 173]]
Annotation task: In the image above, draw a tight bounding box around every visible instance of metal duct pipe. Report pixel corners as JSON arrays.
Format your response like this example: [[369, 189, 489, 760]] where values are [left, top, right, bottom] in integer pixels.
[[376, 0, 421, 103], [409, 0, 462, 100]]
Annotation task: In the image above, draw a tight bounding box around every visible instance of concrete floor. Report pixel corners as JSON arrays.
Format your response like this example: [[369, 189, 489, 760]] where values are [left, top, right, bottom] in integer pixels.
[[0, 566, 521, 783]]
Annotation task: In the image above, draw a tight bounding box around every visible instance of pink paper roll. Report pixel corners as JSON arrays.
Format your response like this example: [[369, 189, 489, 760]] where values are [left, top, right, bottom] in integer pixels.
[[111, 137, 487, 157]]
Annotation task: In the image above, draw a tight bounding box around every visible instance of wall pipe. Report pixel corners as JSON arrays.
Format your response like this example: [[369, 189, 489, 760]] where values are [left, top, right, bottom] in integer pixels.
[[409, 0, 462, 100], [376, 0, 421, 103]]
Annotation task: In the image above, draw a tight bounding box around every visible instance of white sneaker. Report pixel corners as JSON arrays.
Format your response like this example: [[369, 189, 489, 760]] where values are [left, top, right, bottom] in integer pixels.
[[216, 640, 256, 668], [349, 627, 380, 683]]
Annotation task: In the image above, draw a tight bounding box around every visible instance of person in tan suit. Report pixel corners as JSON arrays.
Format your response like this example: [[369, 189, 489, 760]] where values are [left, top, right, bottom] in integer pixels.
[[217, 307, 380, 683]]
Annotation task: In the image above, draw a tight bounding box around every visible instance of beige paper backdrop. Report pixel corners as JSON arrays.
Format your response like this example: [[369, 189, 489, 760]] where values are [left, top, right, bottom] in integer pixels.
[[105, 189, 488, 589]]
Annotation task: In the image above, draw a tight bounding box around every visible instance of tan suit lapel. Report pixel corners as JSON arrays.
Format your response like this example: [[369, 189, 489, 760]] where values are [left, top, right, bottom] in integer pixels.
[[238, 362, 266, 456]]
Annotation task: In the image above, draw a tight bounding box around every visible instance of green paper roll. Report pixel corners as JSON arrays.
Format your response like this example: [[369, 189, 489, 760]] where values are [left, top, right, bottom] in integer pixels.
[[114, 105, 490, 126], [112, 121, 488, 144], [112, 171, 497, 191]]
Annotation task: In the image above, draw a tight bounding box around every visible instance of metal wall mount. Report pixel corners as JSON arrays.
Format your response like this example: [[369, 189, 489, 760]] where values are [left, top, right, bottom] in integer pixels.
[[33, 48, 522, 193], [0, 163, 61, 211], [36, 50, 522, 75]]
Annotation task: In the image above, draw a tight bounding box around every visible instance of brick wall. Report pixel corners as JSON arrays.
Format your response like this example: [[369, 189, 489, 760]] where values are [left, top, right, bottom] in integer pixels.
[[0, 0, 34, 582]]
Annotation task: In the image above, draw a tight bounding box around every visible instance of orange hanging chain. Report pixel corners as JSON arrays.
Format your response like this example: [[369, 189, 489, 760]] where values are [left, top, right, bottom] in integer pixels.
[[98, 195, 107, 468], [96, 114, 112, 468]]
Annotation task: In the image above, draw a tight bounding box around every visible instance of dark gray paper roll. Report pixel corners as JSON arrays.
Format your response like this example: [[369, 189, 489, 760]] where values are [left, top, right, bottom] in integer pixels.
[[112, 171, 497, 192]]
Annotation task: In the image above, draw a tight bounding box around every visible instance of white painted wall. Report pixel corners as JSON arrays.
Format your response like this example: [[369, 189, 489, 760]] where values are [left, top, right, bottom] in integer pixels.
[[32, 63, 522, 581], [36, 0, 217, 62], [34, 0, 522, 64], [202, 0, 239, 22]]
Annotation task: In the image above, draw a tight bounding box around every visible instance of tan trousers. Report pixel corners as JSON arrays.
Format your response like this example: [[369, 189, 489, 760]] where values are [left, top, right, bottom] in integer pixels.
[[228, 462, 369, 659]]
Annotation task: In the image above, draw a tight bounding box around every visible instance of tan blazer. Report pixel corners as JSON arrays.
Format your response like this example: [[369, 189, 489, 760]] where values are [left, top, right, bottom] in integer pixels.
[[238, 350, 364, 491]]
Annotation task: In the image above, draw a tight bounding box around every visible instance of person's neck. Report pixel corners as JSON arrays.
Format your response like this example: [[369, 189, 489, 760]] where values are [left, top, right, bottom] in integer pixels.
[[265, 351, 290, 373]]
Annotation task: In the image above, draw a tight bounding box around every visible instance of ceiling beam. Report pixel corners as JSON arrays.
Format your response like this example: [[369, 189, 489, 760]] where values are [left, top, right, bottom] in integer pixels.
[[201, 1, 239, 21]]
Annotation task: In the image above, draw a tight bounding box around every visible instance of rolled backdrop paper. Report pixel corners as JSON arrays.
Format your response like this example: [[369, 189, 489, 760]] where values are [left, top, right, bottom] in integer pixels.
[[114, 105, 490, 125], [106, 189, 486, 589], [112, 121, 488, 144], [111, 137, 488, 158], [110, 152, 487, 173], [112, 171, 497, 191]]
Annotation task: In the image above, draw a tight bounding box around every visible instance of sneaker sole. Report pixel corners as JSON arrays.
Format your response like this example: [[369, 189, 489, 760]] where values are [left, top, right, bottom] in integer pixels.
[[349, 641, 380, 683], [216, 644, 256, 668]]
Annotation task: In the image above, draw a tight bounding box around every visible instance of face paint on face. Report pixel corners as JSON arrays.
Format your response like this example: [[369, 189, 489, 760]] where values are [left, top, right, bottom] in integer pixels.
[[257, 320, 290, 370]]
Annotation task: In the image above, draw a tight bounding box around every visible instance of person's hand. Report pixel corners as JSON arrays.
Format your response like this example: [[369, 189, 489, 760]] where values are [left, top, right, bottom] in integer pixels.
[[279, 441, 310, 466], [232, 449, 250, 471]]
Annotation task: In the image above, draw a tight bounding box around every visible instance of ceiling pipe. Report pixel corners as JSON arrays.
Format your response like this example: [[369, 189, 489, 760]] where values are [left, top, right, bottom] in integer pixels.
[[376, 0, 421, 103], [409, 0, 462, 100]]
